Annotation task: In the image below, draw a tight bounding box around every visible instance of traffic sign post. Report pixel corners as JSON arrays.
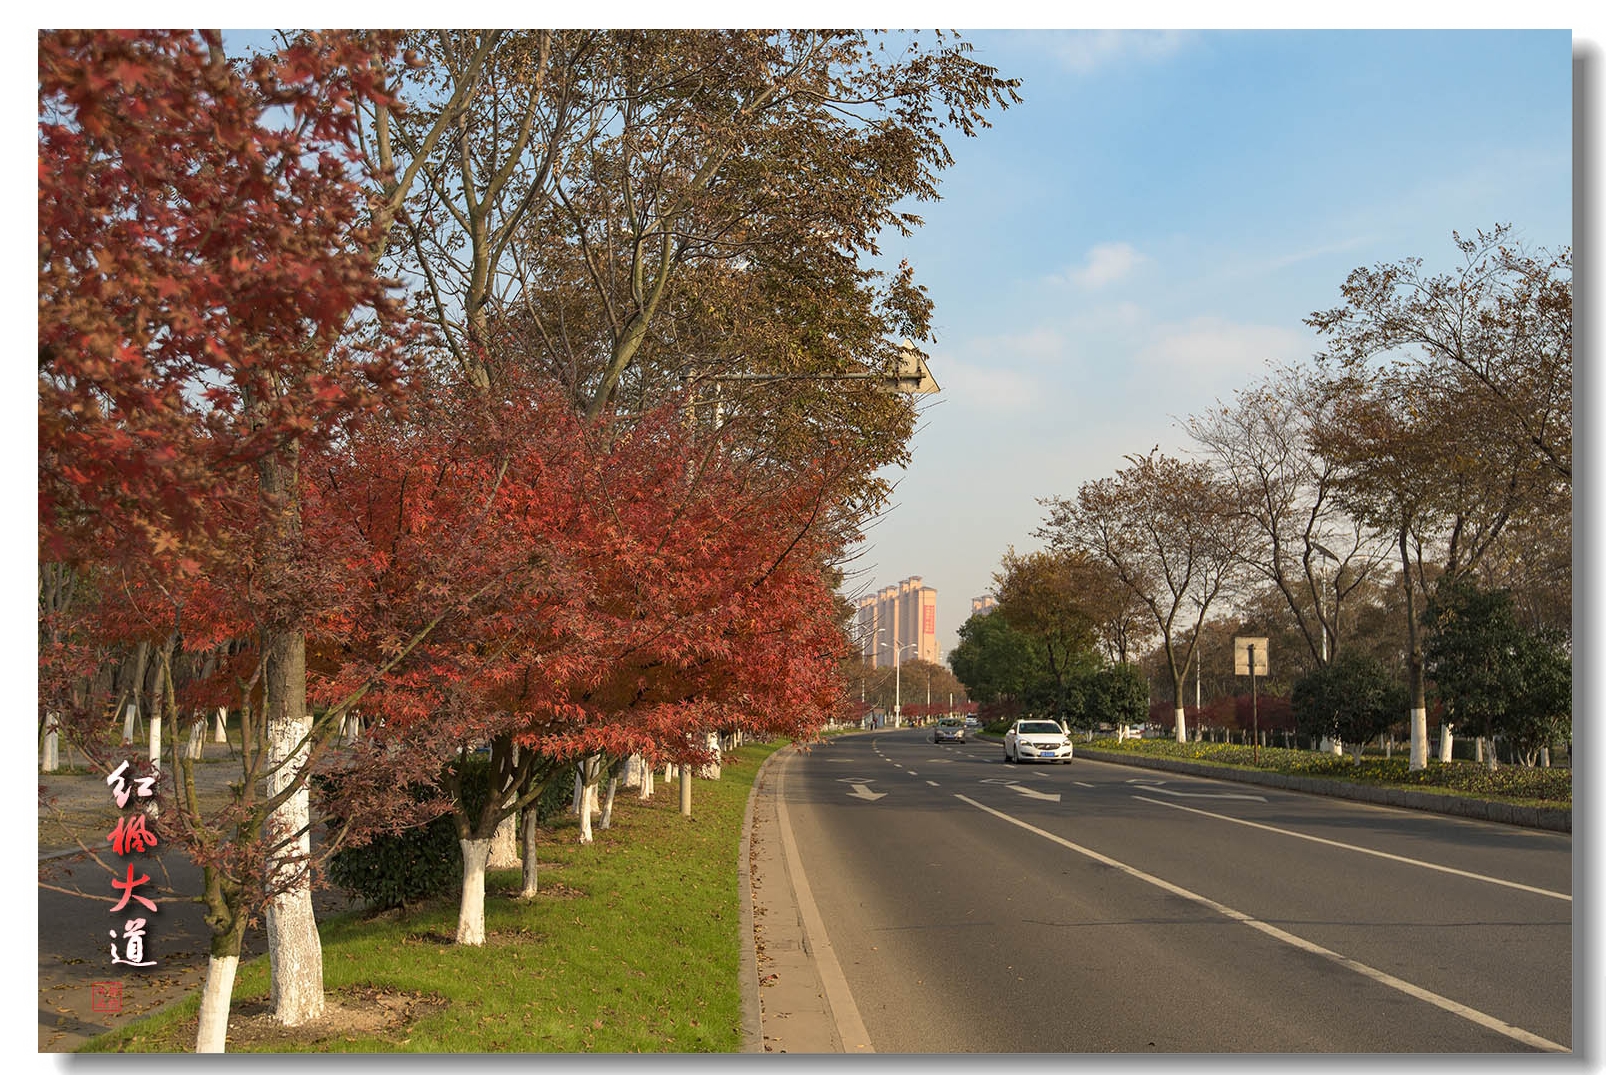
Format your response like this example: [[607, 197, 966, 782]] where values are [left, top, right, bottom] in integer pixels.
[[1235, 637, 1269, 765]]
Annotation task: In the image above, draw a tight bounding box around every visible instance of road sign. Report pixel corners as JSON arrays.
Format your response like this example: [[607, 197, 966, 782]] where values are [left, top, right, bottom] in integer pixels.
[[1234, 637, 1269, 676]]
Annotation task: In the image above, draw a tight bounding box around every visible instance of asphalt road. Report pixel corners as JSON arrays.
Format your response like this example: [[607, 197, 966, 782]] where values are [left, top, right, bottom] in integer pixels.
[[782, 729, 1571, 1053]]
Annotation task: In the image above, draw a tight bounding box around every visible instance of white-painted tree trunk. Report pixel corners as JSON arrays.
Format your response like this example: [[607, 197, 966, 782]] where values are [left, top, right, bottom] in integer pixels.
[[1475, 737, 1485, 763], [578, 783, 597, 844], [122, 701, 139, 744], [265, 710, 323, 1025], [41, 712, 60, 772], [487, 810, 519, 869], [1409, 706, 1429, 770], [186, 715, 206, 760], [1439, 724, 1454, 762], [148, 714, 162, 771], [195, 953, 239, 1053], [599, 776, 618, 830], [519, 808, 539, 898], [699, 732, 722, 779], [621, 753, 643, 790], [214, 706, 227, 743], [457, 838, 491, 945], [639, 763, 654, 800], [571, 768, 584, 815], [341, 711, 362, 746], [1173, 706, 1187, 743], [1540, 746, 1550, 768]]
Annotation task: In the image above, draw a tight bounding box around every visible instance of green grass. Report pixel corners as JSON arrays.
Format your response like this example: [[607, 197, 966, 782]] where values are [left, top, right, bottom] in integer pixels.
[[1082, 737, 1571, 809], [82, 739, 786, 1053]]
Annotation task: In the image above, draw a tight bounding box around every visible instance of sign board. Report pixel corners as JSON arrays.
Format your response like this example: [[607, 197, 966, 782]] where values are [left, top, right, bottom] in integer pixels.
[[889, 340, 940, 396], [1234, 637, 1269, 676]]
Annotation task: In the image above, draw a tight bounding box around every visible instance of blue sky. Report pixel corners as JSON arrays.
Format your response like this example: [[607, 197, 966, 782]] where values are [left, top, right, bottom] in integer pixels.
[[847, 29, 1577, 659]]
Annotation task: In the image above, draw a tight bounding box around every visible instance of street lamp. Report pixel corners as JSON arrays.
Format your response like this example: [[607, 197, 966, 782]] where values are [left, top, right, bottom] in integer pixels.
[[1312, 541, 1340, 662], [879, 638, 917, 728]]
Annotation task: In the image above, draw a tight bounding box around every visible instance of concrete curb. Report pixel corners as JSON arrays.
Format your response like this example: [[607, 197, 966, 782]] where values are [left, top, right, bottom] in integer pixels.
[[1074, 747, 1572, 833], [737, 744, 785, 1053]]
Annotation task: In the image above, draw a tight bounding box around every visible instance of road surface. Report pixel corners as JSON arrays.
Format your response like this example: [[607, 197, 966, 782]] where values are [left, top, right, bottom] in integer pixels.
[[779, 728, 1570, 1053]]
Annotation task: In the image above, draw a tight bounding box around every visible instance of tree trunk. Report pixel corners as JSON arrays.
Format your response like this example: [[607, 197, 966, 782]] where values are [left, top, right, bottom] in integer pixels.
[[195, 917, 247, 1053], [487, 811, 519, 869], [457, 837, 491, 944], [599, 776, 618, 830], [578, 782, 597, 844], [518, 808, 539, 898], [263, 626, 324, 1025], [41, 712, 60, 772], [1439, 724, 1454, 762], [195, 953, 240, 1053], [1540, 746, 1550, 768], [1172, 705, 1187, 744], [1400, 528, 1428, 770], [639, 762, 654, 800], [186, 715, 206, 760], [679, 765, 692, 817], [214, 706, 227, 743]]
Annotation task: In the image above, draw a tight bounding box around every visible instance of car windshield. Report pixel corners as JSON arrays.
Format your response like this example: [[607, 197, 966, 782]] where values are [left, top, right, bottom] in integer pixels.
[[1018, 721, 1063, 735], [938, 719, 963, 727]]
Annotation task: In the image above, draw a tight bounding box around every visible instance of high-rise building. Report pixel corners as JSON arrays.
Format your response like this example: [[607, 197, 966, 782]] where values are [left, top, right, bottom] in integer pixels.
[[854, 576, 938, 667], [970, 594, 998, 617]]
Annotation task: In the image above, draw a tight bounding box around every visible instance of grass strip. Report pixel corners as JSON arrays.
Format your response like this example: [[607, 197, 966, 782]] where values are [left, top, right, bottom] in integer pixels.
[[82, 739, 786, 1053], [1080, 738, 1570, 809]]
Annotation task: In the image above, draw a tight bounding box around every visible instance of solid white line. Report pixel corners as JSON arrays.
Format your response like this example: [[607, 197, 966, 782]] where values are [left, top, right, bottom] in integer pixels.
[[777, 759, 874, 1052], [1130, 795, 1570, 902], [956, 794, 1567, 1053]]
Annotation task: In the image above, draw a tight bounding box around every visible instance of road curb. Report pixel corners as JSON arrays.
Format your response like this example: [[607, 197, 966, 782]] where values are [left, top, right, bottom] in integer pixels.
[[737, 743, 784, 1053], [1074, 748, 1571, 833]]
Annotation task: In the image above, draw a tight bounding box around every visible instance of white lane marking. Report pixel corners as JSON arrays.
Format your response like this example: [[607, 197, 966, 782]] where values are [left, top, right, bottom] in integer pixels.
[[1132, 795, 1570, 903], [1074, 782, 1095, 788], [926, 781, 940, 787], [1143, 786, 1267, 802], [957, 794, 1568, 1053], [846, 783, 885, 801], [776, 759, 874, 1051], [907, 771, 918, 777]]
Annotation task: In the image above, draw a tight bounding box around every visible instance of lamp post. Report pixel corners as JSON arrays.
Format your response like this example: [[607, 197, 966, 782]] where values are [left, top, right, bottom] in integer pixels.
[[1313, 541, 1340, 663], [879, 638, 917, 728]]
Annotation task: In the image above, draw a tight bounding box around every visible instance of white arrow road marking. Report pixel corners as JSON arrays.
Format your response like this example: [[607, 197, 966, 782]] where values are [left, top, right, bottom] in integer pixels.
[[1132, 795, 1570, 902], [835, 778, 887, 801], [957, 794, 1568, 1053], [979, 778, 1060, 802], [1140, 786, 1267, 803]]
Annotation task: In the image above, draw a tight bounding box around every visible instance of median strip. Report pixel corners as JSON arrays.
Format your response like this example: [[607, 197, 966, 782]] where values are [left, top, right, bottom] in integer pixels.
[[956, 794, 1567, 1053]]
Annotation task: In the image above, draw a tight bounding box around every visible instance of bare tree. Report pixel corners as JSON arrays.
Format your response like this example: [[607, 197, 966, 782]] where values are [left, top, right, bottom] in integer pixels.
[[1187, 364, 1391, 665], [1040, 450, 1246, 743]]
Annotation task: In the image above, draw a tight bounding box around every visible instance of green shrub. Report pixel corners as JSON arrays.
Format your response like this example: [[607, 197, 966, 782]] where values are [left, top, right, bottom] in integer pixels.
[[326, 755, 494, 910]]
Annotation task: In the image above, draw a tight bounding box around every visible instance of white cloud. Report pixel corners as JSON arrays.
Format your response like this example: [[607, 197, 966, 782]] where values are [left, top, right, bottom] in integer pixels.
[[1047, 30, 1193, 76], [934, 356, 1042, 414], [1052, 242, 1146, 289], [1133, 317, 1311, 388]]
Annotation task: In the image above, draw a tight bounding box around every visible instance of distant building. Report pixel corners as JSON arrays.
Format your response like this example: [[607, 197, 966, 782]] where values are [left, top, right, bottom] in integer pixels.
[[855, 576, 938, 668], [970, 595, 998, 617]]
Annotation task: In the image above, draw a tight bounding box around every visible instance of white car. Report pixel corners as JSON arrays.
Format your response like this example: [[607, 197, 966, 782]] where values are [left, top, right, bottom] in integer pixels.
[[1004, 719, 1074, 764]]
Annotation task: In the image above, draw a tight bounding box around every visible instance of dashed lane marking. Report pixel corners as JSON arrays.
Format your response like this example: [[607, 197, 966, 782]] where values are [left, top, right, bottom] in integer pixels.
[[957, 794, 1567, 1053]]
